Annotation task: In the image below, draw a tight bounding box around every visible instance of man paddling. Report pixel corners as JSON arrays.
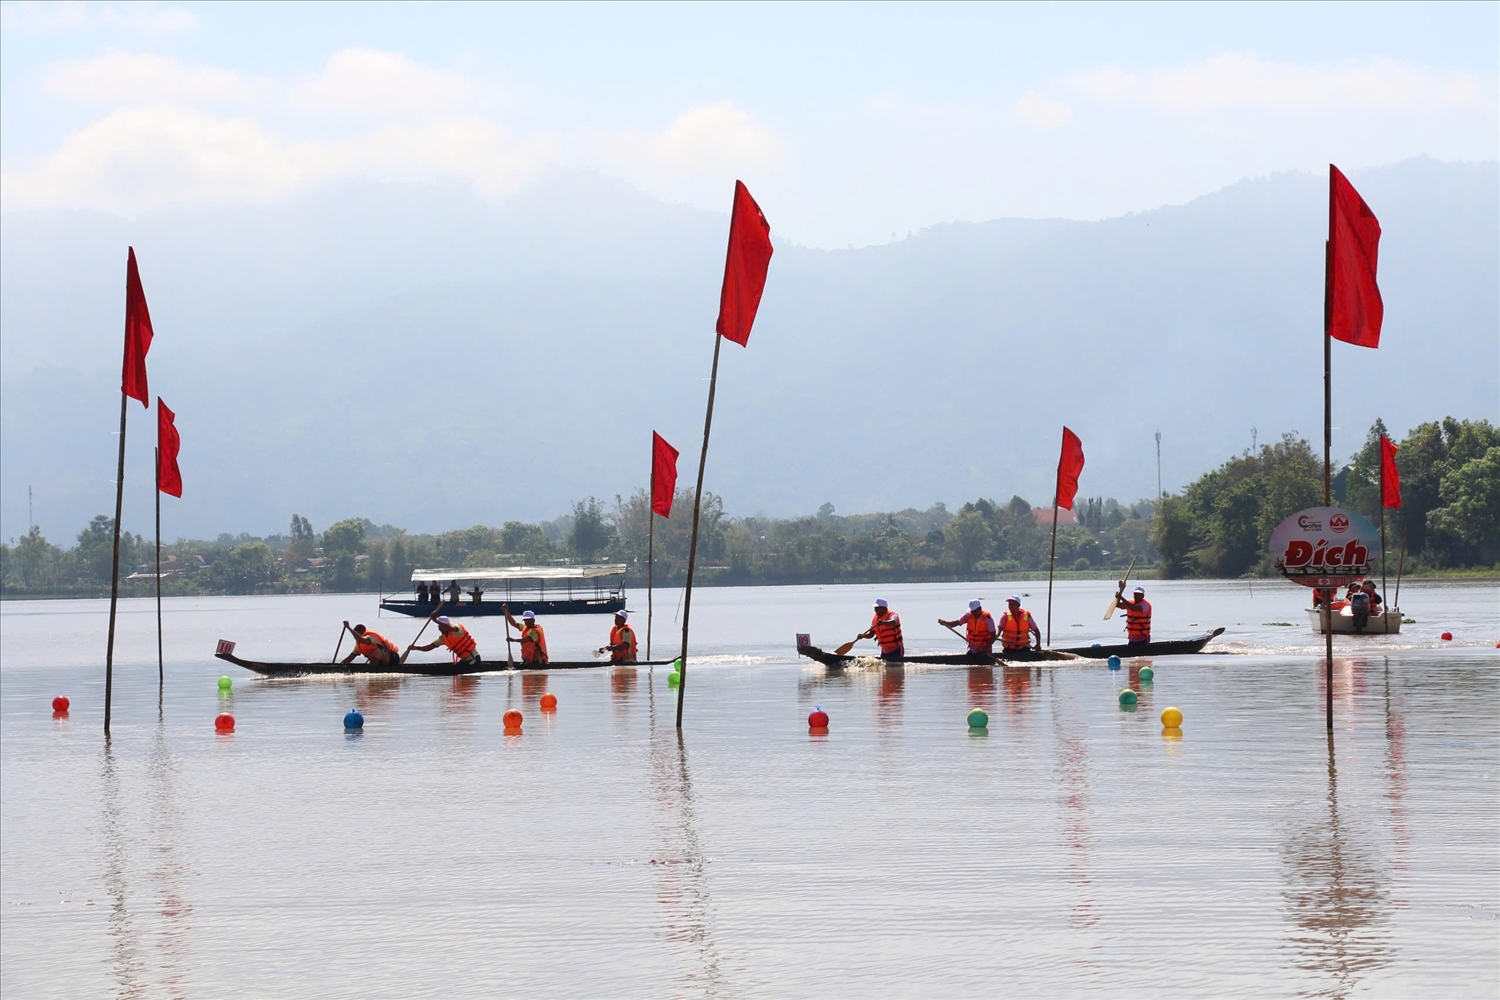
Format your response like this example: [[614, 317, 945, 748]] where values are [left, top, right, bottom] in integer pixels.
[[340, 622, 400, 667], [940, 600, 998, 656], [503, 605, 549, 665], [597, 610, 638, 664], [409, 616, 481, 669], [1112, 583, 1152, 644], [858, 599, 905, 660], [999, 596, 1041, 653]]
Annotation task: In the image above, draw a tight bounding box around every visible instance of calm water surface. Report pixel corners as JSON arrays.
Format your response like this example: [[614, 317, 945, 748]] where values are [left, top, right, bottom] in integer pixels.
[[2, 579, 1497, 998]]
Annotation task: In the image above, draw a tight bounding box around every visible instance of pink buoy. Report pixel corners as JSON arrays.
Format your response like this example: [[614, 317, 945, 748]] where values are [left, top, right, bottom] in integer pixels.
[[51, 696, 70, 713], [214, 712, 235, 733], [1441, 631, 1453, 641]]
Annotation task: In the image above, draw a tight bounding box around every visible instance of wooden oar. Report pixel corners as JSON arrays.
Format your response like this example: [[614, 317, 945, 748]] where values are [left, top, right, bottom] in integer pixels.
[[832, 635, 865, 656], [942, 622, 1001, 665], [502, 604, 516, 669], [1104, 556, 1138, 620], [331, 622, 349, 664], [401, 603, 444, 664]]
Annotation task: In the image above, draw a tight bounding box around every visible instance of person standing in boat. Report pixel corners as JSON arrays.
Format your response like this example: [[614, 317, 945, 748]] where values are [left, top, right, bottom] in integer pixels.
[[416, 581, 430, 603], [468, 584, 484, 603], [446, 581, 462, 604], [858, 599, 905, 660], [409, 616, 481, 669], [598, 610, 638, 664], [340, 622, 400, 667], [1112, 584, 1152, 644], [939, 599, 997, 656], [503, 605, 549, 665], [999, 596, 1042, 652]]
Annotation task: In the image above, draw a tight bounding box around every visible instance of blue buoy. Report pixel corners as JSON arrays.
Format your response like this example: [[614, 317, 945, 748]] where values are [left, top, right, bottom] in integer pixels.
[[1091, 643, 1102, 649], [343, 710, 364, 730], [1107, 654, 1121, 670]]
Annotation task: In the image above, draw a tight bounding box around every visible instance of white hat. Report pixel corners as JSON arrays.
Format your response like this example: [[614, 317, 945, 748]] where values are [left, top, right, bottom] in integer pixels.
[[617, 610, 629, 621], [969, 599, 982, 611], [874, 598, 888, 608], [521, 610, 535, 620], [436, 616, 451, 625], [1007, 595, 1021, 603], [1133, 586, 1145, 594]]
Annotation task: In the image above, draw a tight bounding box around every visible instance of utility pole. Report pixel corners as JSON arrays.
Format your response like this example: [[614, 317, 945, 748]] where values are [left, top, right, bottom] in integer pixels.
[[1154, 432, 1162, 498], [1252, 426, 1258, 452], [28, 485, 33, 529]]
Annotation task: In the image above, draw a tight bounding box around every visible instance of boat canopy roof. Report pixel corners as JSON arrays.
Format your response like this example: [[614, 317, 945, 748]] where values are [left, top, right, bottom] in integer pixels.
[[409, 564, 626, 583]]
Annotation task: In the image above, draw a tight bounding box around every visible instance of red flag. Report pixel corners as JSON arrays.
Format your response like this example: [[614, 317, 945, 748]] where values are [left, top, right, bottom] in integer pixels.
[[651, 432, 679, 517], [1379, 434, 1401, 509], [123, 246, 154, 405], [1055, 427, 1084, 511], [715, 180, 773, 347], [1326, 165, 1382, 349], [157, 398, 182, 497]]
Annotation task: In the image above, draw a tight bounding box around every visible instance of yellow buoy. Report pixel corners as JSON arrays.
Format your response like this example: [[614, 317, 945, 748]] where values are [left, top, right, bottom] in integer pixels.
[[1160, 706, 1183, 728]]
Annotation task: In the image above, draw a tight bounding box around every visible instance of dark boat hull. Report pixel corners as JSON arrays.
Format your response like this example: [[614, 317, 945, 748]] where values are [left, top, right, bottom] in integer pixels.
[[1053, 628, 1225, 658], [795, 645, 1077, 668], [215, 651, 671, 677], [379, 597, 625, 618]]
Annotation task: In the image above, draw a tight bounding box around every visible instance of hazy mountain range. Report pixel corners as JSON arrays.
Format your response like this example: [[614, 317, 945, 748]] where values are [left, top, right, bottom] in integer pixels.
[[1, 157, 1495, 543]]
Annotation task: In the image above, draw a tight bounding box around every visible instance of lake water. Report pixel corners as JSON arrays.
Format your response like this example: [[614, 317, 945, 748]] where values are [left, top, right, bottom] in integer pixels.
[[2, 578, 1497, 998]]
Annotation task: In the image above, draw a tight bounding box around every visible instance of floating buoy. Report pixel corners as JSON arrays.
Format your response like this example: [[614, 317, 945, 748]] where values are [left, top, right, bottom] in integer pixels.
[[502, 709, 523, 731], [1118, 689, 1138, 707], [808, 707, 829, 729], [51, 695, 70, 713], [540, 693, 557, 712], [1091, 643, 1102, 649], [343, 710, 364, 730], [217, 676, 232, 692], [214, 712, 235, 733], [1160, 706, 1183, 728], [667, 671, 681, 687], [1440, 631, 1453, 641], [1137, 666, 1154, 683], [1161, 727, 1183, 740], [1107, 655, 1121, 670], [967, 707, 989, 729]]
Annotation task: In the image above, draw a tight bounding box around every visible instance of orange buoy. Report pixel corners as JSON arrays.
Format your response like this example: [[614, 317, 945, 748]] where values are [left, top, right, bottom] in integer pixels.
[[214, 712, 235, 733], [808, 708, 829, 729], [1440, 631, 1453, 641], [539, 693, 557, 712], [502, 709, 523, 731], [51, 696, 70, 713]]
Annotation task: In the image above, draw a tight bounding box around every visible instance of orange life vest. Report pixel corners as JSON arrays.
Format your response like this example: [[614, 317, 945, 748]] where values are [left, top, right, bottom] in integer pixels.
[[441, 623, 477, 661], [1000, 609, 1034, 650], [520, 624, 548, 664], [354, 630, 398, 658], [609, 624, 637, 662], [1125, 598, 1152, 643], [965, 610, 997, 651], [872, 610, 904, 654]]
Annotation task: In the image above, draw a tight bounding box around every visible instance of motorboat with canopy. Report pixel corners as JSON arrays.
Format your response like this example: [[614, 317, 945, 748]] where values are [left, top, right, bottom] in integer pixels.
[[380, 564, 627, 618]]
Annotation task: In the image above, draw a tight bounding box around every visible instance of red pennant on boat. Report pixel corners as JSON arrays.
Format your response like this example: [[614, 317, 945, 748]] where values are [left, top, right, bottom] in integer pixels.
[[157, 398, 182, 498], [1325, 166, 1383, 349], [715, 180, 773, 347], [123, 247, 154, 405], [651, 432, 679, 517], [1379, 433, 1401, 509], [1055, 427, 1084, 511]]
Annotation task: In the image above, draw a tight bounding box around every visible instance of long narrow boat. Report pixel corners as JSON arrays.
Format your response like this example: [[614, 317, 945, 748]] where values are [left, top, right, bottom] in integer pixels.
[[1053, 628, 1226, 658], [795, 643, 1078, 668], [214, 649, 674, 678]]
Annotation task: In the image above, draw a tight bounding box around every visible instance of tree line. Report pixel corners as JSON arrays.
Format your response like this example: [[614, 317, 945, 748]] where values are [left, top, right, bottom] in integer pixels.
[[3, 415, 1494, 597]]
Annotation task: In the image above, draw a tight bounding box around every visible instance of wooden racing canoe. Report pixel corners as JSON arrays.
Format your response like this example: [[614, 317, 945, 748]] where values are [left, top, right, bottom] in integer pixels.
[[1053, 628, 1225, 658], [214, 650, 674, 678], [795, 644, 1078, 668]]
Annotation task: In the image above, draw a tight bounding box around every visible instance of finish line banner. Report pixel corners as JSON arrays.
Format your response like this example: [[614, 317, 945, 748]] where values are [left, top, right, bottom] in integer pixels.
[[1269, 506, 1380, 589]]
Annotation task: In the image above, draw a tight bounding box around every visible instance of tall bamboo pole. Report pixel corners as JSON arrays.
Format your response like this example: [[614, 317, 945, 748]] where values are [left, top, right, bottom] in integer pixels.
[[1045, 499, 1060, 647], [155, 446, 163, 689], [1380, 452, 1389, 632], [1322, 193, 1335, 731], [104, 392, 128, 735], [677, 332, 724, 729], [647, 510, 655, 660]]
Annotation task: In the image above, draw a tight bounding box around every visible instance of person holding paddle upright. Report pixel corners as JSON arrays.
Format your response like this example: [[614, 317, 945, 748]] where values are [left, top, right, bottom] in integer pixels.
[[1112, 583, 1152, 644], [999, 596, 1042, 653], [503, 605, 549, 665], [858, 599, 905, 660], [340, 622, 400, 668], [409, 616, 481, 670]]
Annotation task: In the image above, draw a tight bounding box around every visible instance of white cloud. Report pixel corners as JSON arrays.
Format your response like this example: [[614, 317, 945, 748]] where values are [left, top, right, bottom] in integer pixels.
[[288, 48, 486, 120], [1014, 90, 1072, 129], [0, 1, 195, 34], [605, 102, 786, 175], [42, 50, 264, 106], [1067, 53, 1491, 114]]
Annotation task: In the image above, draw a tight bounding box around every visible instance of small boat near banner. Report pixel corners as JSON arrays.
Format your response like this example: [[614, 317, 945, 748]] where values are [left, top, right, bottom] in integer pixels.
[[795, 628, 1225, 668], [380, 565, 627, 618], [214, 641, 673, 677], [1055, 628, 1226, 658], [1306, 607, 1402, 635]]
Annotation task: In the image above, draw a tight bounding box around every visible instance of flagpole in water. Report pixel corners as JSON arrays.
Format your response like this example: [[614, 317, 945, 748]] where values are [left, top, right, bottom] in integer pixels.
[[677, 333, 723, 728], [1045, 499, 1059, 647], [155, 445, 163, 689], [1322, 224, 1335, 733], [647, 505, 655, 660], [104, 391, 128, 736], [1379, 447, 1388, 632]]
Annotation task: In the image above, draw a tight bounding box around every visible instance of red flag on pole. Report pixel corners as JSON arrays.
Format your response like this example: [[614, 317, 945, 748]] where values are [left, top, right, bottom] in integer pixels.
[[1326, 166, 1383, 349], [1055, 427, 1085, 511], [157, 399, 182, 498], [123, 247, 154, 405], [651, 432, 679, 517], [1379, 434, 1401, 509], [715, 180, 773, 347]]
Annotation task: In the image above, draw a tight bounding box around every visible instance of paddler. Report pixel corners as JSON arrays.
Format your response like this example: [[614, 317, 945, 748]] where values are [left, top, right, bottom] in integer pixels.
[[340, 621, 400, 667], [1112, 583, 1152, 644], [939, 599, 997, 656], [597, 611, 638, 664], [408, 615, 481, 669], [503, 604, 549, 665], [858, 598, 905, 659], [999, 596, 1041, 652]]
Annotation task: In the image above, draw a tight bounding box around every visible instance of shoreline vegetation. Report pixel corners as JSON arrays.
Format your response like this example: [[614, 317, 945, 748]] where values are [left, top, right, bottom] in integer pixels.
[[3, 417, 1495, 601]]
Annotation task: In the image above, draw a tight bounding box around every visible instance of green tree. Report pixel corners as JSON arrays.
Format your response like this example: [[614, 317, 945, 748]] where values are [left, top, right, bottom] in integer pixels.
[[570, 497, 614, 562], [289, 514, 316, 559], [14, 525, 55, 588], [944, 510, 993, 574], [1426, 446, 1500, 565], [1151, 494, 1193, 578], [207, 541, 279, 594]]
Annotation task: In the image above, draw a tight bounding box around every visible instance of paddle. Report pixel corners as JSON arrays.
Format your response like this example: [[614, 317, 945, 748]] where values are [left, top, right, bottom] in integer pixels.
[[502, 604, 516, 669], [1104, 557, 1138, 620], [832, 635, 866, 656], [331, 621, 350, 664], [401, 603, 445, 664], [942, 622, 1001, 665]]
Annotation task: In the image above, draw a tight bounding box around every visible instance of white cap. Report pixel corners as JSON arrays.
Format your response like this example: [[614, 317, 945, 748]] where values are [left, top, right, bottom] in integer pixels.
[[521, 610, 535, 620], [969, 599, 982, 611], [1133, 586, 1145, 594], [436, 616, 451, 625], [874, 598, 888, 608], [617, 610, 629, 621], [1008, 595, 1021, 603]]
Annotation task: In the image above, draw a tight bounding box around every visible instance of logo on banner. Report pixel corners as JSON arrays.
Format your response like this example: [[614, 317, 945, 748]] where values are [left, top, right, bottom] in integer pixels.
[[1269, 506, 1380, 589]]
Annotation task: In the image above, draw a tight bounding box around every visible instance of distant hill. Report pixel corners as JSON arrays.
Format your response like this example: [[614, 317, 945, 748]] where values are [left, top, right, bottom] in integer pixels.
[[1, 157, 1495, 542]]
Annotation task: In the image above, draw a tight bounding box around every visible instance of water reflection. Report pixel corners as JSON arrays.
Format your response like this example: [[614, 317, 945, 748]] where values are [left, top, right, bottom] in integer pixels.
[[447, 675, 481, 711], [966, 666, 995, 709], [148, 722, 192, 999], [1382, 659, 1411, 907], [1001, 666, 1035, 716], [876, 666, 904, 727], [1281, 732, 1391, 996], [611, 667, 637, 705], [352, 676, 405, 713], [100, 742, 146, 998], [520, 674, 549, 704], [1049, 683, 1097, 933]]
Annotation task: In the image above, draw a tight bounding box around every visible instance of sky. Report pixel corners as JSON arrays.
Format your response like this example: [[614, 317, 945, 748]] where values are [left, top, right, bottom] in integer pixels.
[[1, 1, 1496, 248]]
